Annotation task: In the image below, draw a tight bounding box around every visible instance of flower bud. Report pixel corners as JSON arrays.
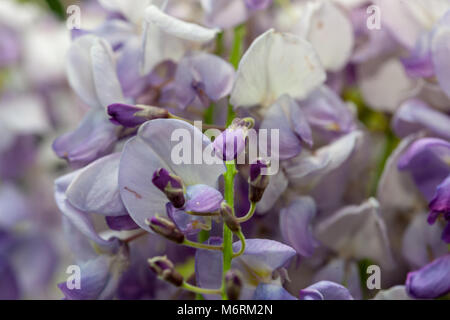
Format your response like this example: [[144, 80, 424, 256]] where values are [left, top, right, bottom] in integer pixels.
[[213, 118, 254, 161], [219, 202, 240, 232], [108, 103, 168, 127], [249, 159, 270, 203], [225, 270, 243, 300], [146, 215, 185, 244], [152, 168, 185, 208], [148, 256, 183, 287]]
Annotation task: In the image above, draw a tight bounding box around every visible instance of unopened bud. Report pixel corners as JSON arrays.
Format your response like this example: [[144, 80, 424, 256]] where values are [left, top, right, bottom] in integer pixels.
[[213, 117, 254, 161], [225, 270, 243, 300], [108, 103, 168, 127], [146, 215, 185, 243], [220, 202, 240, 232], [249, 159, 270, 203], [152, 168, 185, 208], [148, 256, 183, 287]]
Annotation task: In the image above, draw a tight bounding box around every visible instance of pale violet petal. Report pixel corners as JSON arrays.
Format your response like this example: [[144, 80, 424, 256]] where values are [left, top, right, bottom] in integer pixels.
[[119, 119, 225, 231], [316, 198, 394, 269], [66, 153, 126, 217]]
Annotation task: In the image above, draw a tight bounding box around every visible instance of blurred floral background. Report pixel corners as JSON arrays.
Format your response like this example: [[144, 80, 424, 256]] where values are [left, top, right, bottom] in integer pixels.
[[0, 0, 449, 300]]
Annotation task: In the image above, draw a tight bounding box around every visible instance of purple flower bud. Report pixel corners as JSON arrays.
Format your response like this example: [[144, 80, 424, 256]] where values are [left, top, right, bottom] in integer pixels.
[[107, 103, 168, 127], [219, 202, 240, 232], [213, 118, 253, 161], [148, 256, 184, 287], [152, 168, 185, 208], [225, 270, 243, 300], [249, 159, 270, 203], [245, 0, 272, 11], [146, 215, 185, 243]]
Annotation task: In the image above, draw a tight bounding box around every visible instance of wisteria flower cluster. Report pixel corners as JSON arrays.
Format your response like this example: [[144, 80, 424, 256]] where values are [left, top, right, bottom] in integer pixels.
[[1, 0, 450, 301]]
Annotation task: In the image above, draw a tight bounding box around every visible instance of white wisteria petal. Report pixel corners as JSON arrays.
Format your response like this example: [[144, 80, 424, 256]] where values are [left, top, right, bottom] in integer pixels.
[[358, 58, 418, 113], [316, 198, 394, 269], [119, 119, 225, 231], [284, 131, 361, 189], [90, 38, 125, 108], [230, 29, 326, 108], [301, 1, 354, 72], [145, 5, 219, 42], [141, 5, 220, 73], [66, 35, 124, 109]]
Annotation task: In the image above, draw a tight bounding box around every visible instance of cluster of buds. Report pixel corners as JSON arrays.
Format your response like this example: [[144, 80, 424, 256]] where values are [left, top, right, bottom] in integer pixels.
[[148, 256, 183, 287], [146, 215, 185, 244], [248, 159, 270, 203], [152, 168, 185, 208], [107, 103, 169, 127]]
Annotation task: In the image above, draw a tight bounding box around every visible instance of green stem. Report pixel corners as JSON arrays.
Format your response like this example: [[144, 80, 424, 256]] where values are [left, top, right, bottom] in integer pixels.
[[220, 23, 246, 300], [226, 24, 246, 126], [183, 239, 223, 251], [182, 282, 222, 295], [45, 0, 65, 20], [232, 230, 246, 258], [236, 202, 256, 223], [222, 161, 237, 299]]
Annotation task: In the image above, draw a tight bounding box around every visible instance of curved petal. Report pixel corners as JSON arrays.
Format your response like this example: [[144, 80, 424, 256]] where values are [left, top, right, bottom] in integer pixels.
[[406, 254, 450, 299], [312, 259, 362, 300], [256, 169, 288, 214], [55, 172, 120, 250], [119, 119, 225, 231], [52, 109, 118, 168], [230, 29, 326, 108], [260, 94, 312, 160], [66, 153, 126, 216], [402, 214, 447, 269], [184, 184, 223, 213], [398, 138, 450, 201], [300, 86, 356, 139], [303, 1, 354, 72], [284, 131, 361, 189], [66, 35, 124, 109], [316, 198, 394, 268], [376, 133, 423, 215], [232, 239, 296, 275], [58, 255, 111, 300], [279, 196, 318, 257], [175, 53, 235, 109], [299, 281, 353, 300], [392, 99, 450, 140], [145, 5, 219, 42]]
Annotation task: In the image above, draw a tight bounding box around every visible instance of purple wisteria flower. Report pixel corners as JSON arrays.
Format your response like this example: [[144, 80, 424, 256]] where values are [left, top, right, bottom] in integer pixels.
[[406, 254, 450, 299], [118, 119, 225, 233], [196, 238, 296, 299]]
